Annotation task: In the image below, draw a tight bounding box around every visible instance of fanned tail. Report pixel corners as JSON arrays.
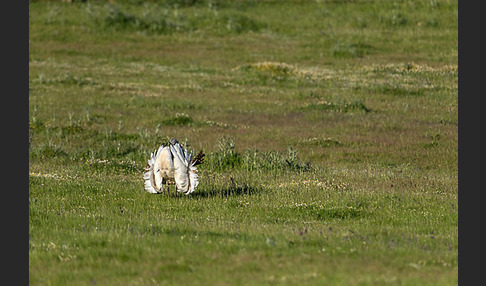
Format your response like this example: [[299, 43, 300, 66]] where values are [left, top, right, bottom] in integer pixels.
[[143, 145, 165, 194], [186, 151, 203, 195], [169, 140, 201, 195], [186, 164, 199, 195], [144, 138, 202, 195], [143, 151, 159, 193]]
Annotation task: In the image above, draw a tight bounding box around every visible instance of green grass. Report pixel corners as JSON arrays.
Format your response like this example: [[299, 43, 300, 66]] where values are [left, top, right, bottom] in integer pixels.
[[29, 0, 458, 285]]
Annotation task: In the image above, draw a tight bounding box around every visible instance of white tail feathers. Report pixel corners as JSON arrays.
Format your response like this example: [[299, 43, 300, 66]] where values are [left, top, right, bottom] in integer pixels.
[[143, 139, 201, 195], [169, 142, 198, 195], [143, 150, 161, 193], [188, 164, 199, 194]]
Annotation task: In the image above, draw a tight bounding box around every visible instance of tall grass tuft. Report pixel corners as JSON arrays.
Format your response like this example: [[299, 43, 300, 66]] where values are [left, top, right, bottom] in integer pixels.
[[98, 3, 264, 35], [301, 99, 371, 113], [103, 4, 189, 34], [217, 12, 264, 34], [205, 136, 311, 173], [205, 135, 242, 171], [161, 113, 195, 126]]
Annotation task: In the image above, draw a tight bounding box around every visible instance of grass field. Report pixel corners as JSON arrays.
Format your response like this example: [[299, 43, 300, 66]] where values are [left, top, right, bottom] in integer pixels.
[[29, 0, 458, 285]]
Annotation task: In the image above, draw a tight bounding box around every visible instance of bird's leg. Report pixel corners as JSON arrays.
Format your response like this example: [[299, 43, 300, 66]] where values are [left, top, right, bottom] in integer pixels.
[[174, 186, 177, 198], [166, 182, 170, 198]]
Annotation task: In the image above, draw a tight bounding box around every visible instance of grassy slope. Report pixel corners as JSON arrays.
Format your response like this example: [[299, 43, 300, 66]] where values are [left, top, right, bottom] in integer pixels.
[[29, 0, 458, 285]]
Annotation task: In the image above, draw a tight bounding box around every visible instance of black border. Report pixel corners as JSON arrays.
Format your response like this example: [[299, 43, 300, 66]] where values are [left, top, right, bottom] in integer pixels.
[[458, 1, 480, 285], [6, 0, 29, 285]]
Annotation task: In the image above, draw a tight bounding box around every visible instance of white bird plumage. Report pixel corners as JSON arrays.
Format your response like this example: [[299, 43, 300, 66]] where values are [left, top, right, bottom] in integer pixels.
[[143, 138, 204, 196]]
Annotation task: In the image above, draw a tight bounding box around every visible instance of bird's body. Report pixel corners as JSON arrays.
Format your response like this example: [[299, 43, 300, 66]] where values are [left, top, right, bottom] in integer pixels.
[[144, 138, 204, 196]]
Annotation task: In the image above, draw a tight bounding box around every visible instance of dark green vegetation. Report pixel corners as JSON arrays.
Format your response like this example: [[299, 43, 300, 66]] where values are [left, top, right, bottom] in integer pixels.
[[29, 0, 458, 285]]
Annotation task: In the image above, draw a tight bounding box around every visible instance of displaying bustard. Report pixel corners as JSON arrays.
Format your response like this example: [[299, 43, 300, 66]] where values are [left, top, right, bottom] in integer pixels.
[[143, 138, 205, 196]]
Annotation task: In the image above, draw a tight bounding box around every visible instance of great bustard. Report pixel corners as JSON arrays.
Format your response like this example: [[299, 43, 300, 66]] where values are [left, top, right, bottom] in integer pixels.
[[143, 138, 205, 196]]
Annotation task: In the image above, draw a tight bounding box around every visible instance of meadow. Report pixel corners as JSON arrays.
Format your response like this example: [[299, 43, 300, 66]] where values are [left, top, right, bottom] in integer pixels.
[[29, 0, 458, 285]]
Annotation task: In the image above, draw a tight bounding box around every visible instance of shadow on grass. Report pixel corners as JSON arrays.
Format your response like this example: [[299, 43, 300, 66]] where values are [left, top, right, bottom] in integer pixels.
[[191, 183, 259, 199], [148, 183, 259, 199]]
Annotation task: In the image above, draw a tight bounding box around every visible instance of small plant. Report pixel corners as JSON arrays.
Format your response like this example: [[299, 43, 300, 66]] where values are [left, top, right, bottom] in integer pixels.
[[103, 4, 189, 34], [30, 139, 67, 159], [29, 116, 45, 133], [301, 137, 344, 148], [301, 99, 371, 113], [236, 62, 295, 82], [45, 6, 61, 24], [380, 11, 409, 27], [332, 42, 372, 58], [161, 113, 195, 126], [423, 130, 441, 148], [218, 12, 264, 34], [206, 136, 242, 171]]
